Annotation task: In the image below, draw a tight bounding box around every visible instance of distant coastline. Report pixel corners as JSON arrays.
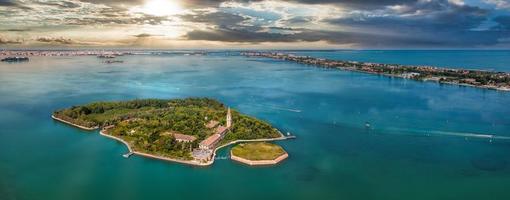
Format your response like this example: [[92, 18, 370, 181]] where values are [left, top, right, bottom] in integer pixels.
[[242, 52, 510, 92]]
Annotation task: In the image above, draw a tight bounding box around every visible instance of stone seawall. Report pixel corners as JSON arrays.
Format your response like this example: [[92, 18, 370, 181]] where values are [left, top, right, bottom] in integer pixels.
[[231, 153, 288, 166]]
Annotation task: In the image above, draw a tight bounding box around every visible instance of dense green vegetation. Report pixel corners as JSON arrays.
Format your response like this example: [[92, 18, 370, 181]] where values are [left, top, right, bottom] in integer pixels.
[[231, 142, 286, 160], [53, 98, 281, 160]]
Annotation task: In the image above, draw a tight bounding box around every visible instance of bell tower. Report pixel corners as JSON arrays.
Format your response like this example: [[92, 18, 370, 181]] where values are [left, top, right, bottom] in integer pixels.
[[226, 107, 232, 128]]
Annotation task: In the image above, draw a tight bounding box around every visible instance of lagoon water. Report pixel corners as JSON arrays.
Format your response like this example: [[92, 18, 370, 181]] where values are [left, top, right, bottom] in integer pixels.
[[1, 51, 510, 200]]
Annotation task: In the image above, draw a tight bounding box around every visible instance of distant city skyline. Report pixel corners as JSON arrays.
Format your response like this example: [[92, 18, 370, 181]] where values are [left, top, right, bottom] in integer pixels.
[[1, 0, 510, 49]]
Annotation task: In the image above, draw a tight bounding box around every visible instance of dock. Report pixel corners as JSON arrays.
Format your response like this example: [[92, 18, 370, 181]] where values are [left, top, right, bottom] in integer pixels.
[[123, 152, 134, 158]]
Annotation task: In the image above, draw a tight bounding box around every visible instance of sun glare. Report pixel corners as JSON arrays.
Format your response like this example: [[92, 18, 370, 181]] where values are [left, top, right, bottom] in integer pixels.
[[134, 0, 183, 16]]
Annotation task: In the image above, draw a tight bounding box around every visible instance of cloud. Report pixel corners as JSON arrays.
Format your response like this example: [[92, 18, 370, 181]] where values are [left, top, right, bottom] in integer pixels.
[[284, 0, 420, 9], [493, 15, 510, 30], [78, 0, 144, 6], [133, 33, 163, 37], [0, 0, 32, 10], [484, 0, 510, 9], [316, 0, 503, 46], [36, 36, 75, 44], [0, 35, 23, 44], [35, 0, 81, 8], [2, 28, 31, 32], [65, 13, 170, 25], [180, 0, 501, 47], [1, 0, 510, 48], [180, 11, 249, 26]]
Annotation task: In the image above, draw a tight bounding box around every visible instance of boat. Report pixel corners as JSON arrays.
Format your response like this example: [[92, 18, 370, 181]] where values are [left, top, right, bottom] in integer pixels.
[[1, 57, 29, 62], [97, 55, 116, 59], [104, 60, 123, 64]]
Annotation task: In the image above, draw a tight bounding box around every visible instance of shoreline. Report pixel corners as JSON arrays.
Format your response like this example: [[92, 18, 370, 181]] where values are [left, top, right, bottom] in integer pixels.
[[51, 115, 99, 131], [99, 128, 293, 167], [98, 129, 208, 166], [349, 68, 510, 92], [231, 153, 289, 166], [244, 53, 510, 92], [53, 115, 294, 167]]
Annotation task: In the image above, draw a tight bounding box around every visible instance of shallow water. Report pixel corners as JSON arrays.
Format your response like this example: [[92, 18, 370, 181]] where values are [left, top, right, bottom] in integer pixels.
[[1, 53, 509, 200]]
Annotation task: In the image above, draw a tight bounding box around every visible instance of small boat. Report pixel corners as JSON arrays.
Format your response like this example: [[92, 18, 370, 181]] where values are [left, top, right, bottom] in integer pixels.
[[104, 60, 123, 64], [97, 55, 116, 59], [365, 122, 371, 128], [1, 57, 29, 62]]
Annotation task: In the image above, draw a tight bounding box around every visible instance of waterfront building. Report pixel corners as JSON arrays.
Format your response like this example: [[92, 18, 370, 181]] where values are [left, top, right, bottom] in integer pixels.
[[163, 131, 197, 143], [199, 133, 222, 149], [198, 107, 233, 150]]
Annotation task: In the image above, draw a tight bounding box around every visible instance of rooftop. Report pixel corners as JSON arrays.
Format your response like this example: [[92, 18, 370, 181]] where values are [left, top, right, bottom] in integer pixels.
[[205, 120, 219, 129], [163, 131, 197, 142], [216, 125, 228, 135], [200, 133, 222, 147]]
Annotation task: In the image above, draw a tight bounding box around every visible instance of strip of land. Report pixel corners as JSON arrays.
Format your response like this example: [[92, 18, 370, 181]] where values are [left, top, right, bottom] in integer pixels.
[[242, 52, 510, 91], [230, 142, 289, 166], [52, 115, 99, 130], [231, 153, 288, 166]]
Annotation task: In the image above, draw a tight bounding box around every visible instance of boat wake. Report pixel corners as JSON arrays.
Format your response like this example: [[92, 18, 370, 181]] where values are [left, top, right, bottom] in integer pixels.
[[379, 127, 510, 141], [246, 104, 302, 113]]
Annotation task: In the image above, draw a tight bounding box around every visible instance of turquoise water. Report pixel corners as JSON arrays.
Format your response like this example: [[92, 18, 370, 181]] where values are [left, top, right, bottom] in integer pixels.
[[287, 50, 510, 72], [1, 52, 510, 200]]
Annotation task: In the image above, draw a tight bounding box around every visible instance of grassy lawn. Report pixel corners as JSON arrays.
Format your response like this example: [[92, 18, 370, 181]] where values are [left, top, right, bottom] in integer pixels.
[[231, 142, 286, 160]]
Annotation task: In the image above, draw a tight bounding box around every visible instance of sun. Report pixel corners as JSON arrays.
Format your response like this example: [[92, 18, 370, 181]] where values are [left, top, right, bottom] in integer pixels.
[[133, 0, 183, 16]]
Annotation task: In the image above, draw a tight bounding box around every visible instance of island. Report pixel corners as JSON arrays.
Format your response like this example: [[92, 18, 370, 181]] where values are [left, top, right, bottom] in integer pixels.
[[52, 98, 294, 166], [230, 142, 288, 166], [242, 52, 510, 91]]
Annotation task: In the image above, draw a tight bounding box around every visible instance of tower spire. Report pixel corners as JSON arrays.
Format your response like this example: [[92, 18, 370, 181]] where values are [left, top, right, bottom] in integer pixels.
[[226, 107, 232, 128]]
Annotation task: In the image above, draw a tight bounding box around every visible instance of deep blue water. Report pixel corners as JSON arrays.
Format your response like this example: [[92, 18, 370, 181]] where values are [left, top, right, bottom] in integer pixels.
[[286, 50, 510, 72], [0, 52, 509, 200]]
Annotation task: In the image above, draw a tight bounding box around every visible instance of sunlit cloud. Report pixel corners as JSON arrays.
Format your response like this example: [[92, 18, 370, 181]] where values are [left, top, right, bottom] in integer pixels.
[[0, 0, 509, 48]]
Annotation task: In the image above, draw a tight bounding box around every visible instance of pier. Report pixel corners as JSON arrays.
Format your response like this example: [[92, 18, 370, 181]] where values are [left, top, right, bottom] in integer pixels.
[[123, 152, 134, 158]]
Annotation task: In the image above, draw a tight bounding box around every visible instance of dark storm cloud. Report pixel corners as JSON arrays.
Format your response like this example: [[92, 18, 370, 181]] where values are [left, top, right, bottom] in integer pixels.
[[78, 0, 235, 8], [36, 1, 81, 8], [2, 28, 31, 32], [180, 11, 249, 26], [184, 26, 484, 47], [493, 15, 510, 31], [315, 0, 502, 46], [0, 0, 32, 9], [182, 0, 508, 47], [324, 1, 488, 31], [133, 33, 163, 37], [283, 0, 419, 9]]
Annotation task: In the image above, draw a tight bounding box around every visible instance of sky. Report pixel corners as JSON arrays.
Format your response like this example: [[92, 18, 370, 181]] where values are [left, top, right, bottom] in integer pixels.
[[0, 0, 510, 49]]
